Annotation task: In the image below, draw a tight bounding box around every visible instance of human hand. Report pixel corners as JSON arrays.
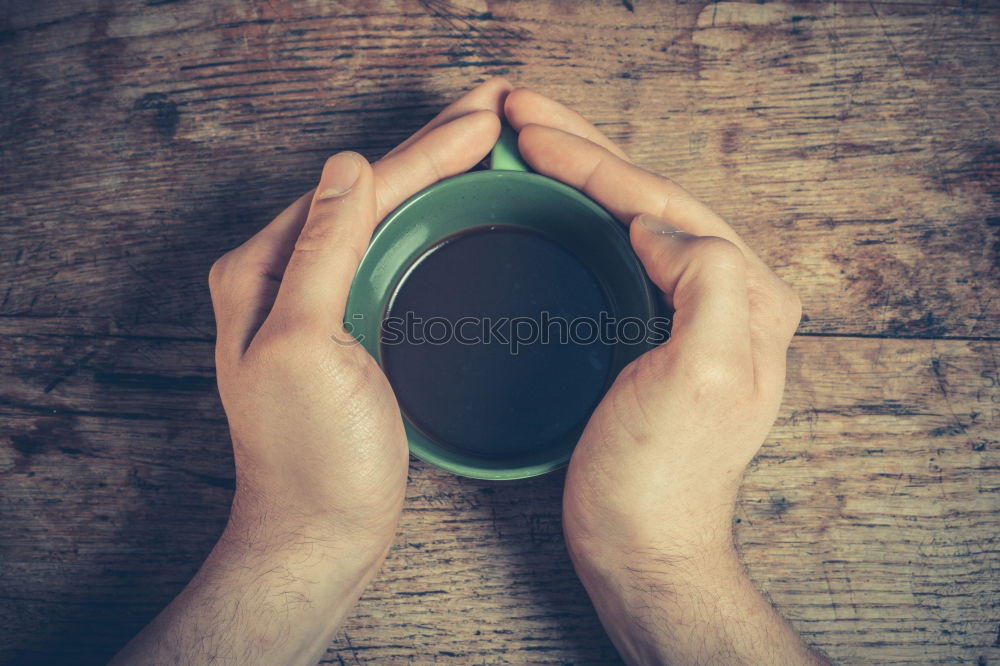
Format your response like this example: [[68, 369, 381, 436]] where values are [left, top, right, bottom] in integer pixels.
[[204, 80, 514, 577], [504, 90, 824, 666], [112, 79, 514, 666], [208, 78, 511, 560]]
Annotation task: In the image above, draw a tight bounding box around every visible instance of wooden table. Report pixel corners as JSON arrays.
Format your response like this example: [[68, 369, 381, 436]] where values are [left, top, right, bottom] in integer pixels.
[[1, 1, 997, 664]]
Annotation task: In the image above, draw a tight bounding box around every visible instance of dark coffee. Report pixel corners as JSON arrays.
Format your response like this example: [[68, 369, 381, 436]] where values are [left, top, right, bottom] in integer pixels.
[[380, 225, 615, 459]]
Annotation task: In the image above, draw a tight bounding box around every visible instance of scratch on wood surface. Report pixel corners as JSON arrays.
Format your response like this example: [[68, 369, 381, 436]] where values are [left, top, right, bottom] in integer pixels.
[[418, 0, 527, 60], [929, 355, 977, 452], [867, 1, 912, 85], [43, 350, 98, 394], [341, 631, 362, 665]]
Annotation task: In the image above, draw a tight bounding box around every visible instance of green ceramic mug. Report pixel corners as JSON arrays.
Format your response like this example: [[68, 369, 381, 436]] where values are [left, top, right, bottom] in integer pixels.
[[344, 127, 659, 480]]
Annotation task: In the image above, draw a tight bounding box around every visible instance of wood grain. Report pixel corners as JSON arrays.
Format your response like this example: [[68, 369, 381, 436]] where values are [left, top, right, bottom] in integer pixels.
[[1, 0, 997, 338], [1, 328, 996, 664], [1, 0, 998, 664]]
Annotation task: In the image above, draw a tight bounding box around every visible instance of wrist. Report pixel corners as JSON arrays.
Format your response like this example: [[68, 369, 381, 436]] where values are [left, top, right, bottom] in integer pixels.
[[568, 528, 830, 666], [564, 500, 737, 577], [227, 483, 399, 574], [111, 500, 387, 666], [219, 502, 393, 593], [569, 527, 740, 600], [572, 539, 746, 665]]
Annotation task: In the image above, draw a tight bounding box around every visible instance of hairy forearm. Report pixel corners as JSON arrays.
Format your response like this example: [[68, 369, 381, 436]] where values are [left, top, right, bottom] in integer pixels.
[[573, 540, 831, 666], [110, 509, 385, 666]]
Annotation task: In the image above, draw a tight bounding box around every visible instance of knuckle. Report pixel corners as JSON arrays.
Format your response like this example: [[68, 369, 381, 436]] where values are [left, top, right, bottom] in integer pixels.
[[626, 348, 670, 389], [780, 281, 803, 327], [603, 376, 655, 445], [749, 276, 803, 335], [293, 211, 360, 263], [688, 236, 746, 276], [246, 323, 378, 398], [292, 233, 363, 271], [246, 325, 315, 376], [295, 212, 338, 251], [252, 317, 311, 354], [779, 278, 801, 311], [208, 250, 239, 292], [682, 352, 752, 401], [330, 351, 380, 397]]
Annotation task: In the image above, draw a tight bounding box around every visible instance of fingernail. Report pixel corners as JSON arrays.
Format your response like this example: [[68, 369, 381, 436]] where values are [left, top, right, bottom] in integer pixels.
[[317, 152, 362, 199], [637, 213, 688, 236]]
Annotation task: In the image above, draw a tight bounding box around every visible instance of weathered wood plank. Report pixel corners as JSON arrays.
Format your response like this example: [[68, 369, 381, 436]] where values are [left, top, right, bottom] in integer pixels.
[[2, 0, 999, 664], [1, 334, 997, 664], [1, 1, 997, 338]]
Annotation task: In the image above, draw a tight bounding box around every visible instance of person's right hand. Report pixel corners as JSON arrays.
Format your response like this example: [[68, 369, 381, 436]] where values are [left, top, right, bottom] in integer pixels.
[[112, 78, 515, 666], [504, 90, 826, 666]]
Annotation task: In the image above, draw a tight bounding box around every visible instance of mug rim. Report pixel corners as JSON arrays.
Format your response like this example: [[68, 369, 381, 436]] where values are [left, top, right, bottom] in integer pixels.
[[346, 169, 658, 480]]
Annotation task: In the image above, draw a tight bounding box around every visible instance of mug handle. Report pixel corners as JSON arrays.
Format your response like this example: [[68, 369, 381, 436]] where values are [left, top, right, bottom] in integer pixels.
[[489, 125, 531, 172]]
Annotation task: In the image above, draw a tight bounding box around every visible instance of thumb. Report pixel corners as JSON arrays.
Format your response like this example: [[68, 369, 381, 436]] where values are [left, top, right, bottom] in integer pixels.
[[267, 151, 376, 329], [629, 213, 753, 377]]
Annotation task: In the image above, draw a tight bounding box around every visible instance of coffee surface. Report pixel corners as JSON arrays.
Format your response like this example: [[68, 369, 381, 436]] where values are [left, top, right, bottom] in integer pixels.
[[381, 225, 615, 459]]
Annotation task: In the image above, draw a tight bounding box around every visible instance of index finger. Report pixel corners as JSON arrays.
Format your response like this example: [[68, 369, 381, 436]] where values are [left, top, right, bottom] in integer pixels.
[[384, 76, 512, 158], [517, 123, 754, 256], [503, 87, 631, 161]]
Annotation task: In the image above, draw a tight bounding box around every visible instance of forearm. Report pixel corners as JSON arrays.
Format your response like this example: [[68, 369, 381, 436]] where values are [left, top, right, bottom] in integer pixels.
[[573, 539, 831, 666], [110, 508, 386, 666]]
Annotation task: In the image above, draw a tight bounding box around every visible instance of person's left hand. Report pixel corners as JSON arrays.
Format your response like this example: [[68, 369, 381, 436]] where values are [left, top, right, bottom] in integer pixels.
[[207, 77, 511, 563]]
